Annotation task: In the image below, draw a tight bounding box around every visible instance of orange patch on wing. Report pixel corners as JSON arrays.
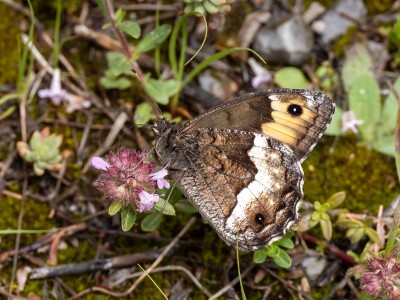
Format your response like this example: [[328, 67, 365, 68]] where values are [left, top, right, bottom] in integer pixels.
[[261, 122, 302, 147], [271, 111, 313, 128]]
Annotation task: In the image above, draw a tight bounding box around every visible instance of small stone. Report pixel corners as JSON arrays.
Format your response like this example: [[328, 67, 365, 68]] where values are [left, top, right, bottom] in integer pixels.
[[198, 69, 239, 101], [302, 255, 328, 281], [313, 0, 367, 44], [253, 15, 313, 65]]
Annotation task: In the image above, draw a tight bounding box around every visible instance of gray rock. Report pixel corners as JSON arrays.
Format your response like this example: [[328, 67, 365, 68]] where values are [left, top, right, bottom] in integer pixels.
[[253, 15, 314, 65], [302, 255, 328, 281], [312, 0, 367, 44]]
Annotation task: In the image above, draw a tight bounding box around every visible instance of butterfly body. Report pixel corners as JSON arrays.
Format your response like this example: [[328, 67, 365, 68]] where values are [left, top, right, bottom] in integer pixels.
[[153, 89, 334, 251]]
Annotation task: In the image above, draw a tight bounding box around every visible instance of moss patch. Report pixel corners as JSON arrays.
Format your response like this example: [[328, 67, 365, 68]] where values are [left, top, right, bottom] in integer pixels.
[[0, 4, 20, 85], [0, 197, 56, 249], [303, 136, 399, 213]]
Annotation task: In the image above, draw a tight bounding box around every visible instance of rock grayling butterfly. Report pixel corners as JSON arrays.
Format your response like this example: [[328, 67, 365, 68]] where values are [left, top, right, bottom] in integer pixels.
[[152, 89, 334, 251]]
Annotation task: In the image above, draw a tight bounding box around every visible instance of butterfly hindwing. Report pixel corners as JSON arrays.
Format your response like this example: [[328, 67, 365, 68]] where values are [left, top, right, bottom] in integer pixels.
[[155, 126, 303, 251]]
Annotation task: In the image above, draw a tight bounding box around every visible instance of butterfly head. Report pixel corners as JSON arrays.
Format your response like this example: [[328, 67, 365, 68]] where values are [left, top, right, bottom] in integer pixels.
[[152, 118, 173, 137]]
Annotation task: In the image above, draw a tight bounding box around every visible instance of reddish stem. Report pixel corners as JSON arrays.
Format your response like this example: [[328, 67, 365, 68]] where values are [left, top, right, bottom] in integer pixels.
[[301, 233, 356, 265]]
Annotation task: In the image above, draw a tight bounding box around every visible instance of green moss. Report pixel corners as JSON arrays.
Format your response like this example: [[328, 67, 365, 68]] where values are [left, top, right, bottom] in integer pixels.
[[331, 25, 361, 58], [0, 197, 56, 249], [302, 0, 337, 9], [0, 4, 20, 84], [365, 0, 395, 15], [303, 136, 399, 213]]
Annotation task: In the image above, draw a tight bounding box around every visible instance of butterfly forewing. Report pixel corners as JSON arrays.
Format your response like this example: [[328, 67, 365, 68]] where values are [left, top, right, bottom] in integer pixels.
[[184, 88, 334, 162]]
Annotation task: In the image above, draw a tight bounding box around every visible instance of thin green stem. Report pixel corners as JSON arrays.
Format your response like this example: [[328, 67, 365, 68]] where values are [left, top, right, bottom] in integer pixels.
[[385, 196, 400, 257], [236, 234, 247, 300], [181, 47, 266, 89]]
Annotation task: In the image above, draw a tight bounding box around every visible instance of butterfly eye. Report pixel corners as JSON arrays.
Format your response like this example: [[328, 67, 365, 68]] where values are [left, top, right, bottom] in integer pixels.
[[287, 104, 303, 116], [254, 213, 265, 227]]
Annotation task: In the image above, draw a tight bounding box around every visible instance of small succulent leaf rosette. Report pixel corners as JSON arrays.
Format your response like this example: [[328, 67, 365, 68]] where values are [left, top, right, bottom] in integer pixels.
[[336, 215, 382, 248], [296, 191, 346, 241], [183, 0, 229, 14], [91, 148, 171, 231], [16, 127, 64, 176]]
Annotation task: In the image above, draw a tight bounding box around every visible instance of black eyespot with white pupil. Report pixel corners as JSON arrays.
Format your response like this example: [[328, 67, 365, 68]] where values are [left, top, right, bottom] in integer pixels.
[[255, 213, 265, 227], [287, 104, 303, 116]]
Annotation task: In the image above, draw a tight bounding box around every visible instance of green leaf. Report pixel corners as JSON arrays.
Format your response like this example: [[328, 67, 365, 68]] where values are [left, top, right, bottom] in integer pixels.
[[114, 8, 126, 24], [121, 206, 137, 231], [342, 45, 373, 93], [266, 244, 280, 257], [118, 20, 141, 39], [0, 106, 16, 121], [203, 0, 220, 14], [167, 188, 183, 205], [272, 248, 292, 269], [141, 212, 162, 232], [311, 211, 321, 221], [337, 217, 363, 228], [106, 51, 132, 75], [327, 191, 346, 208], [109, 201, 123, 216], [253, 249, 268, 264], [144, 79, 180, 105], [134, 102, 155, 125], [348, 74, 381, 142], [349, 227, 365, 244], [163, 80, 181, 97], [100, 77, 132, 90], [0, 93, 18, 105], [136, 24, 172, 54], [33, 163, 45, 176], [325, 106, 343, 136], [365, 228, 382, 245], [274, 67, 310, 89], [381, 76, 400, 134], [396, 151, 400, 186], [276, 237, 294, 249], [154, 198, 176, 215], [320, 218, 332, 240], [373, 134, 395, 157], [320, 203, 331, 213], [29, 130, 41, 150], [174, 200, 198, 214]]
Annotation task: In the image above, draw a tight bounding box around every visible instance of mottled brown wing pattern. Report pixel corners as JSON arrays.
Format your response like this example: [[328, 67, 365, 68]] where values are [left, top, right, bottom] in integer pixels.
[[164, 128, 303, 251]]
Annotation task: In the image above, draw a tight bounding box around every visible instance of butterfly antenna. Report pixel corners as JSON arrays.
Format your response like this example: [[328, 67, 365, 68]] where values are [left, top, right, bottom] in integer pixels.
[[132, 68, 163, 119]]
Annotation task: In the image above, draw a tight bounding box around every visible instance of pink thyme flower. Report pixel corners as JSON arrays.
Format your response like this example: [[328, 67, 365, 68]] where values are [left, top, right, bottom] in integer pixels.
[[91, 157, 110, 171], [150, 168, 170, 189], [341, 111, 364, 134], [93, 149, 159, 211], [360, 255, 400, 300], [38, 68, 67, 106], [138, 190, 160, 212], [248, 57, 273, 89]]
